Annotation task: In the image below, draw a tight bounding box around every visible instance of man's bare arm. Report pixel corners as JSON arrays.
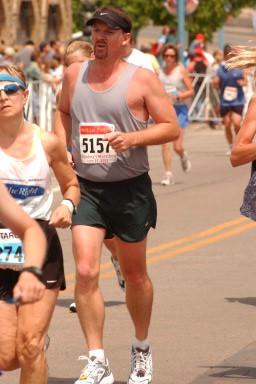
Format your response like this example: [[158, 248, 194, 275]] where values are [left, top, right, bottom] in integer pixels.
[[106, 70, 180, 151]]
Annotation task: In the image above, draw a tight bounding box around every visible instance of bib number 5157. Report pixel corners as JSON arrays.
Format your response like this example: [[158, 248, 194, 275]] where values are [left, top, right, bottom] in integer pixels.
[[82, 137, 110, 154]]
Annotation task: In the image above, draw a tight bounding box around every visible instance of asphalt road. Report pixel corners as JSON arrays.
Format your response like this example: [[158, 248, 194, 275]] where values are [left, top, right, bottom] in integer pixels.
[[3, 123, 256, 384]]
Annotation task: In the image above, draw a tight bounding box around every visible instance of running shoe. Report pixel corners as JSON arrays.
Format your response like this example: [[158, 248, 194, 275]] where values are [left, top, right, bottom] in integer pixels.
[[111, 256, 125, 291], [180, 152, 191, 173], [69, 302, 77, 313], [74, 355, 114, 384], [128, 346, 153, 384], [160, 172, 175, 186]]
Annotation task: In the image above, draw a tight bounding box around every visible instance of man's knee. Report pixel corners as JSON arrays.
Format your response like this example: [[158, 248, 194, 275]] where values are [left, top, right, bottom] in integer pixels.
[[16, 334, 45, 367], [124, 270, 151, 287], [76, 262, 100, 287]]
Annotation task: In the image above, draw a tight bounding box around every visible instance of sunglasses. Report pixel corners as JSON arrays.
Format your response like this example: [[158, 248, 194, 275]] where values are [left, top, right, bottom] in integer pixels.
[[164, 53, 176, 58], [0, 83, 23, 95]]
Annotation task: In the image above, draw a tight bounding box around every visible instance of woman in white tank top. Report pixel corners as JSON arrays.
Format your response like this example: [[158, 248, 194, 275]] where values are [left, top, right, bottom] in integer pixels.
[[159, 43, 194, 185], [0, 65, 80, 384]]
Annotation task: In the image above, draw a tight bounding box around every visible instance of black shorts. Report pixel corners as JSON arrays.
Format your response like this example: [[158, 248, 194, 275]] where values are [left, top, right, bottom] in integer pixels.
[[0, 220, 66, 300], [220, 105, 244, 117], [73, 173, 157, 242]]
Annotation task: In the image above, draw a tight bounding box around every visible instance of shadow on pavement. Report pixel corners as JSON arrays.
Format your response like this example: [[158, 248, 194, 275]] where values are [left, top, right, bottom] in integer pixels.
[[105, 300, 125, 307], [57, 298, 125, 309], [209, 365, 256, 379], [225, 297, 256, 307], [48, 379, 76, 383], [49, 379, 126, 384]]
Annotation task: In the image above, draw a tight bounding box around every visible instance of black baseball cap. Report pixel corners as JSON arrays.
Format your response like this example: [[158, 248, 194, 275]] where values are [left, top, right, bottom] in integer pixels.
[[86, 9, 132, 33]]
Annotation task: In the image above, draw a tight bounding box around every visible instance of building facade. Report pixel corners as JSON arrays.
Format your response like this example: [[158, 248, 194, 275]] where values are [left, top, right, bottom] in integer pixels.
[[0, 0, 72, 46]]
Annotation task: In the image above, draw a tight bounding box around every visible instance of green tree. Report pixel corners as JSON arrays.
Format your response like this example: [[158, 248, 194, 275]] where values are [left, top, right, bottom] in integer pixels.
[[185, 0, 256, 41], [72, 0, 84, 32], [94, 0, 256, 41], [96, 0, 154, 32], [72, 0, 97, 32]]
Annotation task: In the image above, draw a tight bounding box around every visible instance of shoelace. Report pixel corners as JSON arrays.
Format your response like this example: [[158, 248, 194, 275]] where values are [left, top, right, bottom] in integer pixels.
[[78, 355, 102, 377], [132, 349, 149, 376]]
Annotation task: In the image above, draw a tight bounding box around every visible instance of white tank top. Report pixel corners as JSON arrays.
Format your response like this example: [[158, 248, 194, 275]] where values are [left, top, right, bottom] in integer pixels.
[[0, 125, 53, 220]]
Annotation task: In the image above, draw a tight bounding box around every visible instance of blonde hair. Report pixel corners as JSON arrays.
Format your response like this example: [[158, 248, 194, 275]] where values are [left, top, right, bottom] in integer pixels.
[[0, 64, 27, 84], [64, 40, 93, 66], [225, 45, 256, 70]]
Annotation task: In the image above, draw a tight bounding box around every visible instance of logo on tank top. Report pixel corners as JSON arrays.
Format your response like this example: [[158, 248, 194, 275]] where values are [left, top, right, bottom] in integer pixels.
[[6, 183, 45, 200]]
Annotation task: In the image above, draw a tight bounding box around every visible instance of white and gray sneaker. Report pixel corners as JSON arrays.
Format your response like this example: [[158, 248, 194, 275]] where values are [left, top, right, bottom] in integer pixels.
[[74, 355, 114, 384], [111, 256, 125, 291], [161, 171, 175, 186], [180, 152, 191, 173], [128, 346, 153, 384]]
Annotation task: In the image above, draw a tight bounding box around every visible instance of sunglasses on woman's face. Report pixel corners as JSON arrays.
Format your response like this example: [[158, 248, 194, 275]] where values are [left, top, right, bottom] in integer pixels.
[[164, 53, 176, 58], [0, 83, 23, 96]]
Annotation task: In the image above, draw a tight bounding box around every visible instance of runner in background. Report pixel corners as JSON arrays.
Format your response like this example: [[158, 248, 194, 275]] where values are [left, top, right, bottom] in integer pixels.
[[159, 43, 193, 186], [123, 35, 155, 72], [213, 44, 247, 155]]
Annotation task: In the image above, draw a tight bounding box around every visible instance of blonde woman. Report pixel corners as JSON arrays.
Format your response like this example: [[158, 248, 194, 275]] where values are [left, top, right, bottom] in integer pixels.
[[0, 65, 80, 384], [226, 46, 256, 220], [225, 46, 256, 166]]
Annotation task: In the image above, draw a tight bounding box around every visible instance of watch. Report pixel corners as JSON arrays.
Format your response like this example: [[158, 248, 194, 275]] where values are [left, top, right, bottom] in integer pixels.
[[21, 266, 43, 281], [61, 198, 77, 215]]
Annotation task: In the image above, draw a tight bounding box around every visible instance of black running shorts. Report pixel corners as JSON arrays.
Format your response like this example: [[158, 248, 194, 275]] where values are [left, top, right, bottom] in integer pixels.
[[73, 173, 157, 242], [0, 220, 66, 300], [220, 105, 244, 117]]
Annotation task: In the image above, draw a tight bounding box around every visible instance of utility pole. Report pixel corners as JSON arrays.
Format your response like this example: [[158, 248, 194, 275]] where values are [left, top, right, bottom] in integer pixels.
[[177, 0, 185, 63]]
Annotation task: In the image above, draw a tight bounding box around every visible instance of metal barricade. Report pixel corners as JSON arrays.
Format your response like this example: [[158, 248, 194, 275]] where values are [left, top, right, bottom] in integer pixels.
[[188, 73, 221, 123], [25, 81, 56, 132]]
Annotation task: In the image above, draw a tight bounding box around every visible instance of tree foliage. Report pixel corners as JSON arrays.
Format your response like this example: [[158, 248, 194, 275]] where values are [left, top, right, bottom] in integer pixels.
[[72, 0, 97, 32], [73, 0, 256, 41], [95, 0, 154, 32], [185, 0, 256, 41], [72, 0, 84, 32]]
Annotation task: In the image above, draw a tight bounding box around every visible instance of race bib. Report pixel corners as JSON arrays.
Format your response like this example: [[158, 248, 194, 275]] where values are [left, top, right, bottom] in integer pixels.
[[165, 85, 177, 95], [223, 86, 238, 101], [0, 229, 24, 270], [79, 122, 117, 164]]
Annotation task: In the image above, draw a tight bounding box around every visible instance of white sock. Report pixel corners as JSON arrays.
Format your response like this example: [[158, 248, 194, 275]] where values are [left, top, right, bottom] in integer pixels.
[[132, 337, 149, 351], [89, 349, 105, 362]]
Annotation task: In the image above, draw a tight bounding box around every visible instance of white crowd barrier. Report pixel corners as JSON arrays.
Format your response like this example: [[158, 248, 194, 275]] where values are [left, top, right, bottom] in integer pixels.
[[25, 81, 57, 132], [25, 73, 254, 131]]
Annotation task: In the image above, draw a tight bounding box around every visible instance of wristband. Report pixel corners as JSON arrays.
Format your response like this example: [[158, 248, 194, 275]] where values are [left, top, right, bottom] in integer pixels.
[[61, 198, 77, 215], [21, 266, 43, 281]]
